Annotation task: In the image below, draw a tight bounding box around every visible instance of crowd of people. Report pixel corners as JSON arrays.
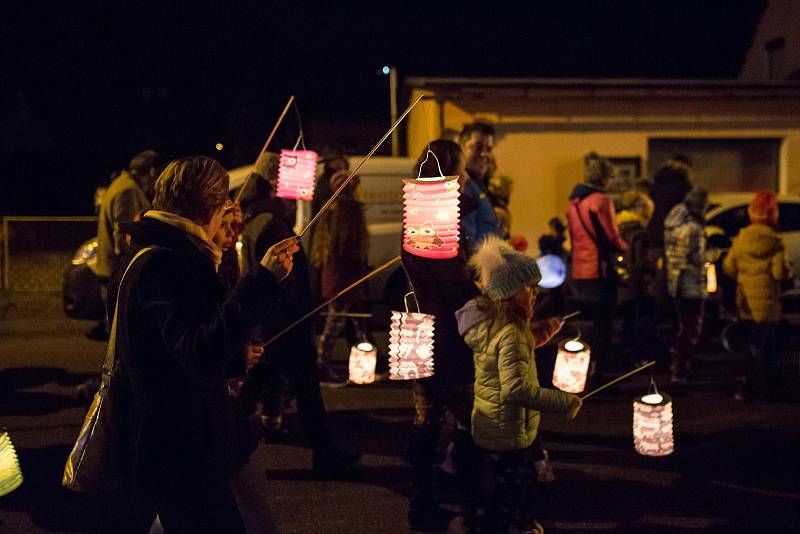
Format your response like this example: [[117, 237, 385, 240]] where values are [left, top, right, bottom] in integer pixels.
[[84, 121, 792, 532]]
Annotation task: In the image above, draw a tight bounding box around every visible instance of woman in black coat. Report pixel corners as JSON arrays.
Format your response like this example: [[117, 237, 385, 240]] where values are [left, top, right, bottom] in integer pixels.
[[111, 156, 298, 533]]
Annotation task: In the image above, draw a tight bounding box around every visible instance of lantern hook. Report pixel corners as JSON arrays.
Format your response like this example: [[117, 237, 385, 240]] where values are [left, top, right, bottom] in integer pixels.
[[403, 291, 421, 314], [416, 148, 446, 180], [647, 377, 660, 396]]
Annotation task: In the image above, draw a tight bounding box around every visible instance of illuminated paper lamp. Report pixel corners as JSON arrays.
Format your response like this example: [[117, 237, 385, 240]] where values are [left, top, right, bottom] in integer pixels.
[[348, 342, 378, 385], [633, 392, 674, 456], [536, 254, 567, 289], [388, 311, 436, 380], [276, 149, 318, 201], [0, 428, 23, 497], [552, 338, 591, 393], [706, 262, 718, 293], [402, 176, 461, 259]]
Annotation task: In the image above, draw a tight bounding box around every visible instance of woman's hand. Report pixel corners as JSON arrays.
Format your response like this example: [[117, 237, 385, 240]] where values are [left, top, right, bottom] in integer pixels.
[[261, 237, 300, 281], [567, 395, 583, 419], [245, 342, 264, 371]]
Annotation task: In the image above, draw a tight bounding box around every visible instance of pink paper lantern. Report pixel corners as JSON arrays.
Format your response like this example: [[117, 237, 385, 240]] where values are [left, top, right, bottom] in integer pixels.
[[388, 311, 435, 380], [276, 149, 318, 201], [552, 339, 591, 393], [402, 176, 461, 259], [348, 342, 377, 385], [633, 392, 675, 456]]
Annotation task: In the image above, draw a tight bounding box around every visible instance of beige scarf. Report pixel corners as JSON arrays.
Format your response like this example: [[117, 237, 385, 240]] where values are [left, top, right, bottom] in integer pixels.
[[144, 210, 223, 271]]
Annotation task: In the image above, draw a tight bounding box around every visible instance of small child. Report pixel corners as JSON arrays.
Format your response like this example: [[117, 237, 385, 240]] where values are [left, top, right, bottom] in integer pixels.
[[456, 236, 581, 533], [723, 191, 794, 400]]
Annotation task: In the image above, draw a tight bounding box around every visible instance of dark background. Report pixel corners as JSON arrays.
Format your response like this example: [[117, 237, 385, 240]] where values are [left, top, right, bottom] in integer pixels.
[[1, 0, 766, 215]]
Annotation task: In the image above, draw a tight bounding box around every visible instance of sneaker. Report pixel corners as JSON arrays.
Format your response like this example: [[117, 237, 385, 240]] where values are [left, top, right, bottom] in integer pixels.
[[407, 503, 456, 532], [534, 450, 556, 483], [312, 447, 361, 480], [318, 367, 348, 388]]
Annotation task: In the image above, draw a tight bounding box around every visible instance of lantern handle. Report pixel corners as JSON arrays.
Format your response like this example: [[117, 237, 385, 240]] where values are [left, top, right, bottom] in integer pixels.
[[291, 132, 303, 152], [647, 377, 660, 396], [403, 291, 421, 314], [416, 147, 446, 181]]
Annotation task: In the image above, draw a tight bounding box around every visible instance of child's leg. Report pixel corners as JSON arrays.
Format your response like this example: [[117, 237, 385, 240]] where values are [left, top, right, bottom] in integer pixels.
[[316, 302, 349, 368], [475, 448, 528, 533]]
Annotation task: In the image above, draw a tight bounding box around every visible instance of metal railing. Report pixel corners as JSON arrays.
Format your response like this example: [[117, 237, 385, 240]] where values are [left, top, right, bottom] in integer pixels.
[[2, 216, 97, 290]]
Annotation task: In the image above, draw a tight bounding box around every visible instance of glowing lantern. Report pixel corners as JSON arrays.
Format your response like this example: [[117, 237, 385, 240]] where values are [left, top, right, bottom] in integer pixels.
[[706, 262, 717, 293], [633, 391, 674, 456], [536, 254, 567, 289], [552, 338, 591, 393], [388, 297, 436, 380], [402, 176, 461, 259], [276, 149, 318, 201], [0, 428, 23, 497], [348, 342, 377, 385]]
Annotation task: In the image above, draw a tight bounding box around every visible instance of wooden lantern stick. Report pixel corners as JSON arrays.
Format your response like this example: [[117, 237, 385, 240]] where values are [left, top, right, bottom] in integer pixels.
[[234, 95, 296, 203], [263, 255, 401, 348], [561, 310, 581, 321], [297, 92, 425, 238], [580, 360, 656, 401]]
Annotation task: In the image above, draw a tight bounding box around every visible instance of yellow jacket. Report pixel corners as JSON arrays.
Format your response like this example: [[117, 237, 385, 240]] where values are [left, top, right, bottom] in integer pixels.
[[722, 224, 793, 322]]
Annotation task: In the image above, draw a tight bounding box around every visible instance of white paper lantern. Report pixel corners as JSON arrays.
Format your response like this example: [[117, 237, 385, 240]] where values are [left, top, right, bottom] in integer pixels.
[[633, 392, 674, 456], [536, 254, 567, 289], [276, 149, 318, 201], [388, 309, 435, 380], [0, 428, 23, 497], [348, 342, 377, 385], [552, 338, 591, 393]]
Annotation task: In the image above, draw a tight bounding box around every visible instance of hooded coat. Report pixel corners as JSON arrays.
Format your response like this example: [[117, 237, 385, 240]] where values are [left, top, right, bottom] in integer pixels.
[[722, 224, 793, 323], [647, 160, 692, 248], [456, 299, 574, 451], [663, 203, 711, 299], [110, 217, 283, 498], [617, 209, 652, 301], [566, 184, 628, 280]]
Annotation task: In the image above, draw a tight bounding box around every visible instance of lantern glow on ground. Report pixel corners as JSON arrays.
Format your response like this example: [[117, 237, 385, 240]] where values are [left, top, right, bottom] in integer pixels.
[[276, 149, 318, 201], [348, 342, 377, 385], [633, 392, 675, 456], [552, 339, 591, 393], [0, 429, 23, 497], [402, 176, 460, 259], [388, 311, 435, 380]]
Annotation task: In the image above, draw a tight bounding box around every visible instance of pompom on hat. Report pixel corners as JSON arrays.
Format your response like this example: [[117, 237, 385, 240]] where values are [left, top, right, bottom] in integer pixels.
[[469, 236, 542, 301], [748, 190, 779, 227]]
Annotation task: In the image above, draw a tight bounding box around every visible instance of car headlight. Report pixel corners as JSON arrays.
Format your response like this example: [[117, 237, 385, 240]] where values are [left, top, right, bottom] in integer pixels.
[[72, 238, 99, 265]]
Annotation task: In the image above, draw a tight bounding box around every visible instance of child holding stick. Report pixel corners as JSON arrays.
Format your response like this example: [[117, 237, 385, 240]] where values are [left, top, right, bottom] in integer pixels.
[[456, 236, 581, 533]]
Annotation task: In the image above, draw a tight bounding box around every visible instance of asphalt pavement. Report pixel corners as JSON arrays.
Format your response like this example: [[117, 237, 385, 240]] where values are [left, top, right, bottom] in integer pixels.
[[1, 290, 799, 533]]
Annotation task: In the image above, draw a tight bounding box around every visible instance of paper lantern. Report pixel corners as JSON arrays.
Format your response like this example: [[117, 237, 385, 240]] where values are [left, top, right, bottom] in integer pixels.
[[706, 262, 717, 293], [633, 392, 674, 456], [276, 149, 318, 201], [552, 339, 591, 393], [537, 254, 567, 289], [0, 428, 23, 497], [402, 176, 461, 259], [388, 311, 435, 380], [348, 342, 377, 385]]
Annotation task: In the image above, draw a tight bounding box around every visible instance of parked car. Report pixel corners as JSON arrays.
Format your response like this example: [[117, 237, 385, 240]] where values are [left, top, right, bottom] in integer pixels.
[[64, 156, 415, 321]]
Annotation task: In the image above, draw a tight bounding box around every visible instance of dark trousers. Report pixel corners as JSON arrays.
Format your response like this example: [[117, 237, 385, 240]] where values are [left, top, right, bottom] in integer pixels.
[[671, 298, 705, 356], [743, 321, 779, 390], [572, 279, 617, 374], [245, 333, 333, 453], [474, 445, 538, 533], [407, 381, 476, 510]]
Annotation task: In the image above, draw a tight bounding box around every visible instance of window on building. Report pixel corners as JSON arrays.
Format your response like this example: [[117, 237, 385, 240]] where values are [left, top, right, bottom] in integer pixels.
[[648, 138, 780, 193]]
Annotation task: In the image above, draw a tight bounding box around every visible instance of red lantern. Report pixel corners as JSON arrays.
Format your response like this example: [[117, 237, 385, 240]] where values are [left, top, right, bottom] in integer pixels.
[[276, 149, 318, 201], [402, 176, 460, 259], [348, 342, 377, 385], [633, 387, 674, 457], [388, 293, 435, 380], [552, 338, 591, 393]]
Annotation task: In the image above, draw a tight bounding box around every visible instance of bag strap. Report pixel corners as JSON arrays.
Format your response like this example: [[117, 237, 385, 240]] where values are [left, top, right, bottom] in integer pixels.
[[574, 199, 599, 245], [101, 247, 155, 376]]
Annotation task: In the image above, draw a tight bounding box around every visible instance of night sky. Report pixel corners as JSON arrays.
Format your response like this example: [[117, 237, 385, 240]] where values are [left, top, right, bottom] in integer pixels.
[[2, 0, 765, 215]]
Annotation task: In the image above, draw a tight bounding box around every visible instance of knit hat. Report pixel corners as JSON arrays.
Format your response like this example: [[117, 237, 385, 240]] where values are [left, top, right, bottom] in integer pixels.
[[748, 190, 779, 227], [584, 152, 614, 185], [469, 236, 542, 301]]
